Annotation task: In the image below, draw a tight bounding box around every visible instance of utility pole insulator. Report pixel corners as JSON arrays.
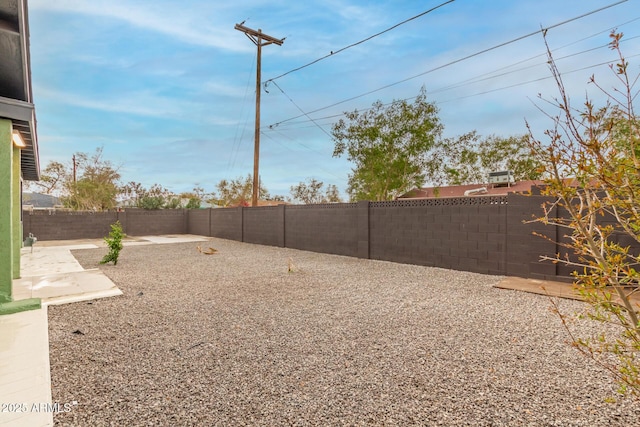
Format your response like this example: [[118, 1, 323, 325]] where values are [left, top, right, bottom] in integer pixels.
[[234, 23, 284, 207]]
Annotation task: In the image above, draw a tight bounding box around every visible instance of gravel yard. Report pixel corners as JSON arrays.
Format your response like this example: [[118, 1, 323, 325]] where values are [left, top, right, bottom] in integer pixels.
[[48, 238, 639, 426]]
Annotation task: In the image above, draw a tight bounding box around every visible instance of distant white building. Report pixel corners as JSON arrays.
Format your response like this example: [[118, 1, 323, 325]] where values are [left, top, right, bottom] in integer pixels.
[[23, 192, 62, 209]]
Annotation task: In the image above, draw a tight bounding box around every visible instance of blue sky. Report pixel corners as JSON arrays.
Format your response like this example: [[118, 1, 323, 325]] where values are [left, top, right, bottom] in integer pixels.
[[28, 0, 640, 198]]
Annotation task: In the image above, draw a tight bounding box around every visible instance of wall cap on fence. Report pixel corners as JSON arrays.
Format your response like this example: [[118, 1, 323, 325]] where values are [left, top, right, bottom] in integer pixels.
[[287, 202, 358, 209]]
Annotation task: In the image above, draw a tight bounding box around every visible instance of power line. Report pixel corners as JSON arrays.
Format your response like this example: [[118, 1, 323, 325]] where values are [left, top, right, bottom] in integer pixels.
[[258, 52, 640, 187], [264, 16, 640, 131], [263, 0, 455, 85], [260, 129, 345, 181], [431, 35, 640, 97], [263, 128, 327, 158], [430, 19, 640, 96], [268, 81, 333, 138], [228, 50, 257, 173], [242, 5, 635, 141], [437, 53, 640, 105], [270, 50, 640, 135], [267, 40, 640, 134], [267, 0, 628, 129]]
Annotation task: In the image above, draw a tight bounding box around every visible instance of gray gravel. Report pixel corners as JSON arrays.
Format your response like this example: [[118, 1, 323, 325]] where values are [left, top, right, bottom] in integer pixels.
[[48, 238, 639, 426]]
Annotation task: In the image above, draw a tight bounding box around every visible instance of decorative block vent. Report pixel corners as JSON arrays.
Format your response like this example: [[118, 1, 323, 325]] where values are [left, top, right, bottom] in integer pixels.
[[371, 196, 508, 208]]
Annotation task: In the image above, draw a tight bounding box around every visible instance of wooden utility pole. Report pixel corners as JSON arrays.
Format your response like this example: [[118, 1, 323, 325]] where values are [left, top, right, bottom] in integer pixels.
[[72, 154, 77, 183], [234, 23, 284, 207]]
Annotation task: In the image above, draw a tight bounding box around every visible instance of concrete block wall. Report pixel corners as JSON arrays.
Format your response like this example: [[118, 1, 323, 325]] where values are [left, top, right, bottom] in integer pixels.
[[23, 210, 118, 240], [209, 208, 242, 241], [505, 194, 562, 281], [243, 205, 284, 247], [27, 195, 640, 282], [121, 209, 188, 236], [23, 209, 187, 240], [284, 203, 359, 257], [369, 197, 509, 275], [187, 209, 210, 236]]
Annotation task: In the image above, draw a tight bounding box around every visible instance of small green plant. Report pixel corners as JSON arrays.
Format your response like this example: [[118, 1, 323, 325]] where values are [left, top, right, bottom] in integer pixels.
[[100, 221, 124, 265]]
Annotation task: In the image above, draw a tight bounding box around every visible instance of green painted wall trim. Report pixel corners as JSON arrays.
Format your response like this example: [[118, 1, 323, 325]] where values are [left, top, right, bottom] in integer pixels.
[[0, 298, 41, 316], [0, 119, 13, 301], [12, 145, 21, 279], [0, 119, 41, 315]]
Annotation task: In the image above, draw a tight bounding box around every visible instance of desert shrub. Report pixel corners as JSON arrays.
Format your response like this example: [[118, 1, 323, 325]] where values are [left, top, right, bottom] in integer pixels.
[[100, 221, 125, 266]]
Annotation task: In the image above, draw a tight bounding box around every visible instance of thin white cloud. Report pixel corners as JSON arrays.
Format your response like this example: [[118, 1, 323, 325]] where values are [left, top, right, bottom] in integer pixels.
[[70, 54, 135, 70], [322, 0, 385, 27], [203, 80, 248, 98], [34, 85, 238, 126], [35, 85, 179, 118], [30, 0, 250, 52]]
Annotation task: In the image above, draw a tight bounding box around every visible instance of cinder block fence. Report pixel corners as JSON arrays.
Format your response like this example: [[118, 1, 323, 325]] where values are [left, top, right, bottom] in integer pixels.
[[24, 194, 626, 282], [22, 209, 187, 240]]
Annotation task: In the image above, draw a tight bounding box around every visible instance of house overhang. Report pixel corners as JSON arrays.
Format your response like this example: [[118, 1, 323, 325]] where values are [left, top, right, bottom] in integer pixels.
[[0, 0, 39, 181]]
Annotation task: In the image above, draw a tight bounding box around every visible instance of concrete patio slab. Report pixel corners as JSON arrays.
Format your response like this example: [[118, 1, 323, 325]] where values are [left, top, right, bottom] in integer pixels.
[[495, 276, 640, 305], [33, 234, 211, 249], [19, 245, 94, 276], [15, 245, 122, 306], [12, 269, 122, 307], [139, 235, 211, 244], [495, 277, 581, 300]]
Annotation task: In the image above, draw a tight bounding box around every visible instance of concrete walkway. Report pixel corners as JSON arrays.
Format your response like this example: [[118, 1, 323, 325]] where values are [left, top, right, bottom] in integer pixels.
[[0, 234, 211, 427], [13, 244, 123, 307]]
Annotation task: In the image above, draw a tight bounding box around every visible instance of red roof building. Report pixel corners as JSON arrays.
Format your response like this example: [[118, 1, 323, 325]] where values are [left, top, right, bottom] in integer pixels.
[[398, 180, 545, 199]]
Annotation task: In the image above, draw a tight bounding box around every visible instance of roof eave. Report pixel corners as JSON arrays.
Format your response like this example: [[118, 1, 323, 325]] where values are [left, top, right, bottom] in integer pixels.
[[0, 96, 39, 181]]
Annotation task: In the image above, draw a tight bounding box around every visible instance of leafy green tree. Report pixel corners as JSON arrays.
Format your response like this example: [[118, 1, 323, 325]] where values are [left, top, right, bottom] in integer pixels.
[[63, 147, 121, 211], [164, 197, 182, 209], [138, 184, 172, 210], [433, 132, 542, 185], [325, 184, 342, 203], [120, 182, 178, 209], [332, 87, 443, 201], [120, 181, 144, 207], [180, 186, 207, 209], [215, 174, 269, 206], [185, 198, 201, 209], [290, 178, 342, 204], [24, 161, 67, 195], [529, 32, 640, 398], [192, 185, 205, 199]]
